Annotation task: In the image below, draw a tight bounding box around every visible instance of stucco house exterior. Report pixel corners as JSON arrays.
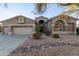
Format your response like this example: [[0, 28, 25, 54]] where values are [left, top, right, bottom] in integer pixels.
[[0, 14, 77, 35], [0, 15, 35, 35], [48, 14, 77, 34]]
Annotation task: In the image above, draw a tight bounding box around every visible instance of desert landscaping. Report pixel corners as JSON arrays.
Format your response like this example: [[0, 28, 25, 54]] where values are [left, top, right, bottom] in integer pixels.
[[0, 3, 79, 56], [8, 34, 79, 56]]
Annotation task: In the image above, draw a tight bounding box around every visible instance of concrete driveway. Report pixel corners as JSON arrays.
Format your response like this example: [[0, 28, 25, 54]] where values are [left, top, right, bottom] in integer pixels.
[[0, 34, 29, 56]]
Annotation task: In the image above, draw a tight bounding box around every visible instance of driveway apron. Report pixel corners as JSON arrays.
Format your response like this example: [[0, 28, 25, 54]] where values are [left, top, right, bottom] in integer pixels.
[[0, 35, 28, 56]]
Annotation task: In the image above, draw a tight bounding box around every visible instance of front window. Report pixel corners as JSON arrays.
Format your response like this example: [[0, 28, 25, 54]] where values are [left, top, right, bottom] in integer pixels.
[[54, 20, 65, 31], [19, 17, 24, 23]]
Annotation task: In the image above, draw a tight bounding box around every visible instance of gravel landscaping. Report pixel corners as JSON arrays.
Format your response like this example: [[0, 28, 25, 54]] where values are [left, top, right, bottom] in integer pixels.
[[9, 34, 79, 56]]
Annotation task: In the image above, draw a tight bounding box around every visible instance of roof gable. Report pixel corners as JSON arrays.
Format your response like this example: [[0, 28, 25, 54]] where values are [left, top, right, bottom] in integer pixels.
[[48, 14, 77, 23], [35, 16, 48, 20], [1, 15, 34, 22], [50, 14, 78, 20], [1, 15, 34, 25]]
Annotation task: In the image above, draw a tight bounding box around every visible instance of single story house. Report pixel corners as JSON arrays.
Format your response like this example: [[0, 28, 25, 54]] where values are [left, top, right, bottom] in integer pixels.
[[0, 14, 78, 35]]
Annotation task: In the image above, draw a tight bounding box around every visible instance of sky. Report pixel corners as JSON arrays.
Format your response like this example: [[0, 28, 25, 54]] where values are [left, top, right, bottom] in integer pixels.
[[0, 3, 79, 25], [0, 3, 64, 21]]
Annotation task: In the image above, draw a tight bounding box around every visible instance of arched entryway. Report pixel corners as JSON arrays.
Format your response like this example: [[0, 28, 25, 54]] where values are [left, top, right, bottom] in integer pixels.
[[39, 20, 45, 24], [38, 20, 45, 33], [54, 20, 65, 31]]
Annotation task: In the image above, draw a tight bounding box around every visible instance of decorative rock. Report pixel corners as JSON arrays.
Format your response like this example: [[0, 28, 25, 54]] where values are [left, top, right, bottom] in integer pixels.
[[32, 45, 40, 50], [30, 46, 35, 50], [48, 43, 53, 47], [41, 45, 46, 48], [10, 42, 79, 56], [49, 46, 52, 48]]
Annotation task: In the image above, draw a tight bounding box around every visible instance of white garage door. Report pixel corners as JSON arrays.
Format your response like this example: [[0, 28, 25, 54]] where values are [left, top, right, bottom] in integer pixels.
[[4, 27, 10, 34], [13, 26, 34, 35]]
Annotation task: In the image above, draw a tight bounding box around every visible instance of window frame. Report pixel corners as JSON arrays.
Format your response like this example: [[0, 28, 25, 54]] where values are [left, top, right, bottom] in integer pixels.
[[18, 17, 24, 24]]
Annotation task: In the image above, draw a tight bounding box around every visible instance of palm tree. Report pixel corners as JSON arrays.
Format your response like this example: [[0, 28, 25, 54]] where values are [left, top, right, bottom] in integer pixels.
[[3, 3, 79, 16], [2, 3, 79, 17], [34, 3, 79, 17], [59, 3, 79, 17], [34, 3, 49, 14]]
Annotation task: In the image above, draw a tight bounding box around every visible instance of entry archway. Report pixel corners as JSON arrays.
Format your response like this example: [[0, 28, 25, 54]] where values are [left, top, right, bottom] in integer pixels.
[[38, 20, 45, 33], [39, 20, 45, 24]]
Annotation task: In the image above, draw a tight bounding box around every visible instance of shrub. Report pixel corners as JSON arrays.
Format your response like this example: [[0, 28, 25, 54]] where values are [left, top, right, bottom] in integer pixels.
[[33, 32, 42, 39], [52, 34, 60, 38]]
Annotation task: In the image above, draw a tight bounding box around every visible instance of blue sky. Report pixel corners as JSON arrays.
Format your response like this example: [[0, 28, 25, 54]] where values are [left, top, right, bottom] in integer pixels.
[[0, 3, 64, 21]]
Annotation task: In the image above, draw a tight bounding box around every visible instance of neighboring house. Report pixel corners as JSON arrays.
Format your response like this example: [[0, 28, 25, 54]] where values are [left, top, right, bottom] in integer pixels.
[[0, 14, 77, 35]]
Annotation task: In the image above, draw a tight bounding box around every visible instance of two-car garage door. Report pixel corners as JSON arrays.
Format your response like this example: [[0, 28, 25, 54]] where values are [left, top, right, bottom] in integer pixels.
[[13, 26, 34, 35]]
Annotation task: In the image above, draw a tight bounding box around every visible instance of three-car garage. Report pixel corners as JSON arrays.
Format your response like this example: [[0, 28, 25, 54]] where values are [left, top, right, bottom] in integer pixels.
[[3, 25, 35, 35]]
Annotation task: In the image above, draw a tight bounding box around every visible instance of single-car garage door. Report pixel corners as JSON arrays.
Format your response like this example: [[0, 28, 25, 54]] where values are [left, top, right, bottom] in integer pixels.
[[13, 26, 34, 35]]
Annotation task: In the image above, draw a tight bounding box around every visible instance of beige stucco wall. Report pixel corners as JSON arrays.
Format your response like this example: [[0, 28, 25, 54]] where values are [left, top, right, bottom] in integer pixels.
[[49, 15, 77, 34], [1, 16, 35, 35], [0, 15, 77, 35], [1, 16, 35, 25]]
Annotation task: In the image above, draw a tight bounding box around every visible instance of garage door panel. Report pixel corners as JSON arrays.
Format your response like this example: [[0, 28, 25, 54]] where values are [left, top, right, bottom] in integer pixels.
[[4, 27, 10, 34], [13, 27, 33, 35]]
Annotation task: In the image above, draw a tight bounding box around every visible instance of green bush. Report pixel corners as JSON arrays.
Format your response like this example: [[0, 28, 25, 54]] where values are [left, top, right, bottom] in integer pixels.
[[33, 32, 42, 39], [52, 34, 60, 38]]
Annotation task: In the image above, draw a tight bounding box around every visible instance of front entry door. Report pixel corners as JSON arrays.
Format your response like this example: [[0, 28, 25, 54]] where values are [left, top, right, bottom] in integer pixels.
[[39, 20, 45, 33], [40, 26, 45, 33]]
